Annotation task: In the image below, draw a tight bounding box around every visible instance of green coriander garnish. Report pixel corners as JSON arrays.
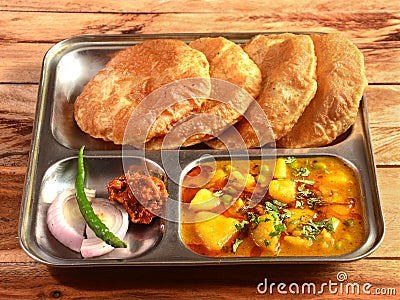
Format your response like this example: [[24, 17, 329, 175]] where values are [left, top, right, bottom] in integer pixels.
[[293, 167, 310, 177], [285, 157, 297, 164], [247, 212, 270, 225], [232, 238, 243, 253], [235, 220, 249, 231], [300, 218, 335, 240], [265, 201, 280, 213], [280, 209, 295, 220], [307, 197, 324, 209], [270, 223, 287, 237], [295, 178, 315, 185], [272, 199, 287, 207], [297, 184, 313, 197], [295, 200, 304, 209], [213, 190, 223, 197]]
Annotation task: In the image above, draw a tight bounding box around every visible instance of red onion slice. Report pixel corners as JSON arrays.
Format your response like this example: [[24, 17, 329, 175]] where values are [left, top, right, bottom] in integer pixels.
[[47, 189, 96, 252], [80, 198, 129, 258]]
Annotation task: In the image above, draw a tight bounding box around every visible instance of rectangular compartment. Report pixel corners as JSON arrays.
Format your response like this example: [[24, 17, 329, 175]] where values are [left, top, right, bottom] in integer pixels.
[[19, 33, 384, 266], [179, 154, 373, 259], [48, 33, 355, 151]]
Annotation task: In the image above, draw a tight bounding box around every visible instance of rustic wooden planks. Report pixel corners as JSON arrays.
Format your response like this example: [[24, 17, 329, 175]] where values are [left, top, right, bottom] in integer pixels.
[[0, 259, 398, 298], [0, 84, 37, 167], [1, 10, 399, 84], [367, 86, 400, 165], [1, 11, 399, 44], [0, 0, 399, 298], [1, 0, 400, 13]]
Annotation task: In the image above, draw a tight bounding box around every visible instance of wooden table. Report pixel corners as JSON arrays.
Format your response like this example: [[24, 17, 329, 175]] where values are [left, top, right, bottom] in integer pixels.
[[1, 1, 399, 298]]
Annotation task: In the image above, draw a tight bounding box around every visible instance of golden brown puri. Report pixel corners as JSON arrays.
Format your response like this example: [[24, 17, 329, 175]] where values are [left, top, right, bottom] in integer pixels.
[[73, 39, 211, 145], [242, 33, 296, 78], [277, 33, 368, 148], [145, 37, 262, 150], [189, 37, 262, 99], [145, 98, 244, 150], [207, 34, 317, 149]]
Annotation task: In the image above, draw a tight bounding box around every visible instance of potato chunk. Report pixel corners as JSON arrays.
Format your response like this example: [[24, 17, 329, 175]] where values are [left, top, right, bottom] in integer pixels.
[[273, 157, 288, 178], [195, 212, 239, 251], [283, 235, 313, 248], [250, 212, 280, 254], [245, 174, 256, 189], [268, 179, 297, 203], [315, 229, 335, 249], [210, 169, 227, 184], [189, 189, 220, 211], [321, 171, 349, 188]]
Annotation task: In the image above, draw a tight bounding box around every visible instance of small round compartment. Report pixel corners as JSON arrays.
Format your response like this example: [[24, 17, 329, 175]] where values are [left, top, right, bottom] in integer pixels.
[[36, 155, 166, 262]]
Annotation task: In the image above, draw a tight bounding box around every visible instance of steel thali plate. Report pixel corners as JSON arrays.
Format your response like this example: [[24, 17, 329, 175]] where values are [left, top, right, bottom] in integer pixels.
[[19, 33, 385, 266]]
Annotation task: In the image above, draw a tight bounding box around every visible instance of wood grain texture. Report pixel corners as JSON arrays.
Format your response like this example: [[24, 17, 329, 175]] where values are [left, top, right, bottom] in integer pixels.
[[0, 167, 25, 264], [0, 260, 398, 299], [367, 86, 400, 127], [1, 11, 399, 84], [370, 127, 400, 166], [366, 86, 400, 165], [0, 85, 37, 166], [0, 43, 51, 84], [1, 0, 400, 13], [1, 11, 399, 44], [371, 167, 400, 258], [0, 1, 398, 298]]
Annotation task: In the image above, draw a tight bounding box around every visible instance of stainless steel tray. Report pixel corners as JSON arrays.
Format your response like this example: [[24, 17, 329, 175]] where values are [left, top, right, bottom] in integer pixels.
[[19, 33, 385, 266]]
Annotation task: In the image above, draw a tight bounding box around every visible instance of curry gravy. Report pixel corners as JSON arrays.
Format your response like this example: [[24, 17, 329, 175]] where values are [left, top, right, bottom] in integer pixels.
[[180, 156, 365, 257]]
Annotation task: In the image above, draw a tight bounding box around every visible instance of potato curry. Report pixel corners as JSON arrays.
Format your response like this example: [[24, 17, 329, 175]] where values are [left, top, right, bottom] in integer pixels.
[[180, 156, 365, 257]]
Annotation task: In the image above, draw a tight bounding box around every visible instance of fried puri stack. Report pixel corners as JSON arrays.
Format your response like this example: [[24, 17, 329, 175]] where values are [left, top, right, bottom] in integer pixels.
[[73, 33, 367, 149], [74, 39, 211, 145], [207, 33, 317, 149], [276, 33, 368, 148], [145, 37, 262, 150]]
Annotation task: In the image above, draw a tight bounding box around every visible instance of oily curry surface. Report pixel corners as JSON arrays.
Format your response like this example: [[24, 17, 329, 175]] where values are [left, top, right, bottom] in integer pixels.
[[180, 156, 365, 257]]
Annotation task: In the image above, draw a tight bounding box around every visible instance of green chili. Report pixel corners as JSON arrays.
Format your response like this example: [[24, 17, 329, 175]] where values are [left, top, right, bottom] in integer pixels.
[[75, 146, 127, 248]]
